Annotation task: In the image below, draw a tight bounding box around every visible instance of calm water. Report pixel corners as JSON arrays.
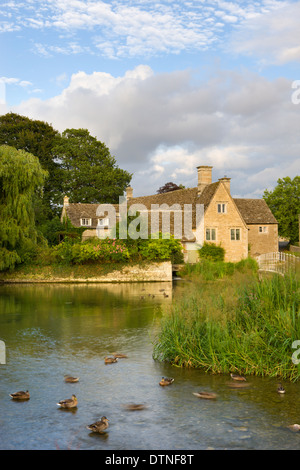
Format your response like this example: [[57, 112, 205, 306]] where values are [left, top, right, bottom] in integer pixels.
[[0, 281, 300, 450]]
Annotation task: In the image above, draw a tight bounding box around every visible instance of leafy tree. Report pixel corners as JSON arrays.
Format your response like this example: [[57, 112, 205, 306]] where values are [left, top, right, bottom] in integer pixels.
[[263, 176, 300, 244], [0, 113, 63, 220], [157, 182, 185, 194], [53, 128, 132, 203], [0, 145, 47, 271]]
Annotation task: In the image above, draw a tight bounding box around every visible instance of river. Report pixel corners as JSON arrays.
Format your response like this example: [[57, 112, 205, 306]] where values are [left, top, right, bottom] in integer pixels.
[[0, 282, 299, 450]]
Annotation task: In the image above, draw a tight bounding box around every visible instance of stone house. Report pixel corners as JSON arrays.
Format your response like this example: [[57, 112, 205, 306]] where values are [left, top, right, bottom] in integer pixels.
[[61, 165, 278, 263]]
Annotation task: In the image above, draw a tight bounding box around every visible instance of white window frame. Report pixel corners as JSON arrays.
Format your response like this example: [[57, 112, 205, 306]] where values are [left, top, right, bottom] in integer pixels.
[[259, 226, 268, 234], [230, 228, 241, 241], [217, 203, 227, 214], [98, 217, 109, 228], [80, 218, 92, 227], [206, 228, 216, 241]]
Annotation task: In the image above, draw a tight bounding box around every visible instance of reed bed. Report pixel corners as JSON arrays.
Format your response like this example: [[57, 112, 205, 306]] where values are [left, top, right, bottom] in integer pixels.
[[153, 260, 300, 381]]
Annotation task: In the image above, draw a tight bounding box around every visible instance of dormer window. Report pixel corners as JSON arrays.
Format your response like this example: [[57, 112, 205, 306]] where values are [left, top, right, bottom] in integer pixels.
[[98, 218, 109, 228], [80, 218, 92, 226]]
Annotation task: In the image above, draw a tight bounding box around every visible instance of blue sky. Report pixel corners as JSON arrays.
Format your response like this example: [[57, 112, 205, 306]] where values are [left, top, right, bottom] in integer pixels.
[[1, 0, 299, 198]]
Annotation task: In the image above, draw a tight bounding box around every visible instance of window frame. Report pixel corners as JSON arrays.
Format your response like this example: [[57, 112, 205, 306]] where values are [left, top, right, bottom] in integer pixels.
[[80, 218, 92, 227], [230, 228, 241, 241], [217, 202, 227, 214], [98, 217, 109, 228], [206, 228, 217, 241]]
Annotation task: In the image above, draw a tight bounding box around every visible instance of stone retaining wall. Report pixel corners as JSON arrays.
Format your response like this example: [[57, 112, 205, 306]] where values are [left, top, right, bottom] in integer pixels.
[[1, 261, 173, 283]]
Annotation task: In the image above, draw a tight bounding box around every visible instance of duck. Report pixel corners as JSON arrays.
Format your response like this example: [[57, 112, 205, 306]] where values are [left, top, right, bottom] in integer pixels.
[[277, 383, 286, 394], [104, 356, 118, 364], [64, 375, 79, 383], [230, 373, 247, 382], [112, 352, 128, 358], [9, 390, 30, 400], [86, 416, 109, 433], [123, 403, 147, 411], [159, 377, 174, 386], [287, 424, 300, 432], [57, 394, 78, 409], [193, 392, 217, 400]]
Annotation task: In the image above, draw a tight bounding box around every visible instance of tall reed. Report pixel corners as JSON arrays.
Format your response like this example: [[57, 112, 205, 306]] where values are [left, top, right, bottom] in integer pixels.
[[153, 262, 300, 381]]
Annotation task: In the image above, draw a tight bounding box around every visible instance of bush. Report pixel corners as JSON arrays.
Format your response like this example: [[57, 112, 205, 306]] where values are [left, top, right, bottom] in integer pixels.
[[198, 242, 225, 261], [51, 238, 130, 264], [138, 235, 183, 262]]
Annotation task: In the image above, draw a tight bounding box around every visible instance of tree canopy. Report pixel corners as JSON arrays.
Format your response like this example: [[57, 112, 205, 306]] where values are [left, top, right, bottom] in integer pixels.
[[263, 176, 300, 244], [0, 145, 47, 270], [157, 182, 185, 194], [0, 112, 63, 220], [53, 128, 132, 204]]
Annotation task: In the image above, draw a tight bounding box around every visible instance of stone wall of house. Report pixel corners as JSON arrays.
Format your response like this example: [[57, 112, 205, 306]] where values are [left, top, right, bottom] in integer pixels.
[[204, 183, 248, 262], [248, 224, 278, 257]]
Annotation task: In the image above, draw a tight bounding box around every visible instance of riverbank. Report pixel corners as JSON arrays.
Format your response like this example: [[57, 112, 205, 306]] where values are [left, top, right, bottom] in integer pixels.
[[0, 260, 173, 283]]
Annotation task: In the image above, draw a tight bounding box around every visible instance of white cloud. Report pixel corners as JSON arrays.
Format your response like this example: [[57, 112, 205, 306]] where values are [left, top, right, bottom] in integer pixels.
[[1, 0, 291, 59], [229, 1, 300, 64], [12, 65, 300, 198]]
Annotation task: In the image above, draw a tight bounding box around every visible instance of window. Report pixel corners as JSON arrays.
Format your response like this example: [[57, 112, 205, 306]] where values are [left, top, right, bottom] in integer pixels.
[[217, 203, 227, 213], [98, 217, 109, 228], [206, 228, 216, 241], [80, 218, 92, 226], [259, 226, 268, 233], [231, 228, 241, 241]]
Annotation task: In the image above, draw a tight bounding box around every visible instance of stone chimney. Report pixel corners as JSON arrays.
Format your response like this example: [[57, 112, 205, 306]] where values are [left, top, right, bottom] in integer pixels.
[[218, 177, 231, 194], [126, 186, 133, 200], [63, 195, 69, 207], [197, 166, 213, 195]]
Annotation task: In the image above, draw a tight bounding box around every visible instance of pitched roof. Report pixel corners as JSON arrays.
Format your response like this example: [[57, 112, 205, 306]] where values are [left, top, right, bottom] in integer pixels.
[[234, 198, 278, 224], [62, 183, 277, 232], [63, 203, 119, 228]]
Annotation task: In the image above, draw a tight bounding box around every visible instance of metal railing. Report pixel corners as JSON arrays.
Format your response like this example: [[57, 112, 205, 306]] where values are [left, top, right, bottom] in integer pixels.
[[256, 252, 300, 275]]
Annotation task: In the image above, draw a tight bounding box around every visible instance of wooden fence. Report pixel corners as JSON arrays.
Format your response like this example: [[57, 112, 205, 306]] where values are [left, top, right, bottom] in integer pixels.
[[256, 252, 300, 275]]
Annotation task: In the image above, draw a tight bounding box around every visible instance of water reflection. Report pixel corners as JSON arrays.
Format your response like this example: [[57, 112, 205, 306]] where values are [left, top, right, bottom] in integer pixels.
[[0, 282, 300, 450]]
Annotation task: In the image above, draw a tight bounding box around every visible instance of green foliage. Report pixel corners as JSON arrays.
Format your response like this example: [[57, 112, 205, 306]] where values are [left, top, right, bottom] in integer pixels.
[[263, 176, 300, 244], [0, 112, 63, 220], [49, 233, 182, 266], [154, 271, 300, 381], [198, 242, 225, 261], [182, 257, 258, 281], [0, 145, 47, 271], [138, 235, 183, 262], [51, 238, 130, 264], [39, 216, 85, 246], [53, 128, 132, 204]]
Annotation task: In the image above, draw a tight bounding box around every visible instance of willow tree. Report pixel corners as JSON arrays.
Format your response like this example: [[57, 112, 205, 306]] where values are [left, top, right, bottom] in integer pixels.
[[0, 145, 48, 271]]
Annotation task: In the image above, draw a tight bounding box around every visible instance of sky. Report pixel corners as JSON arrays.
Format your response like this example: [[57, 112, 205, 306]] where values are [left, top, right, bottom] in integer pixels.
[[0, 0, 300, 199]]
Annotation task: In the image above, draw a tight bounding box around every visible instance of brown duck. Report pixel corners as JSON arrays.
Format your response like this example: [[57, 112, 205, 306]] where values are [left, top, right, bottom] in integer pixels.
[[9, 390, 30, 400], [86, 416, 109, 433], [57, 394, 78, 409]]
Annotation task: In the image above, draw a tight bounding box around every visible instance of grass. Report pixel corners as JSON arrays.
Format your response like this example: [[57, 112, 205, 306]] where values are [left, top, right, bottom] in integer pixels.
[[153, 258, 300, 381]]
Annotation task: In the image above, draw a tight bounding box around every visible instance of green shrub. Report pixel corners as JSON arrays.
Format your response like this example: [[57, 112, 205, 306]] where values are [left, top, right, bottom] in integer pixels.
[[138, 235, 183, 262], [52, 238, 130, 264], [198, 242, 225, 261]]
